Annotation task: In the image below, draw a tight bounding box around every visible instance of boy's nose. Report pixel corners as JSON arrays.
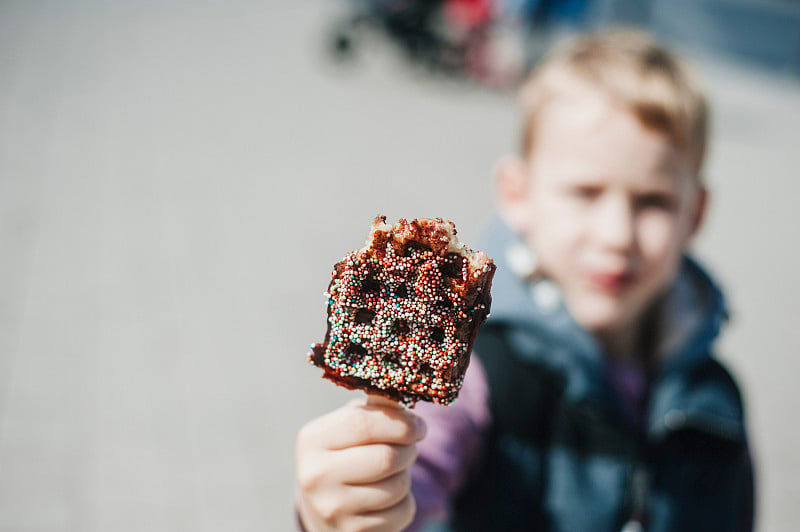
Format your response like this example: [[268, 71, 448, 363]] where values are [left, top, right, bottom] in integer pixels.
[[592, 196, 635, 251]]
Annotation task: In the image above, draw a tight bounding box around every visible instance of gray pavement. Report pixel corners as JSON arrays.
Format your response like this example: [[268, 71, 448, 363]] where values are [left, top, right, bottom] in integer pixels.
[[0, 1, 798, 530]]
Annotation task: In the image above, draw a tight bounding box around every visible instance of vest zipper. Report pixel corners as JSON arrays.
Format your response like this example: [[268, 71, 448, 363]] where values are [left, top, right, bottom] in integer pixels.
[[621, 464, 649, 532]]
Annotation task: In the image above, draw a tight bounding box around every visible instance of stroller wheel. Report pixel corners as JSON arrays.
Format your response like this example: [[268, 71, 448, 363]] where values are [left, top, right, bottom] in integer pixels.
[[333, 33, 354, 56], [327, 17, 360, 62]]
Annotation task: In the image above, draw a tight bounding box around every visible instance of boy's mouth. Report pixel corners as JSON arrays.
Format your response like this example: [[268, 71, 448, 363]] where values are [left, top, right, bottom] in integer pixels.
[[586, 271, 633, 293]]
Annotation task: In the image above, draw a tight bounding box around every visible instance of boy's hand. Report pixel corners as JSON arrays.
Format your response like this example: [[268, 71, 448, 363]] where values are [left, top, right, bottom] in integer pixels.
[[296, 396, 427, 532]]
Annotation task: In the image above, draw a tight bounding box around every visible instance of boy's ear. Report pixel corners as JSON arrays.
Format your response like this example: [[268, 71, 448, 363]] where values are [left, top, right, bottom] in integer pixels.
[[689, 186, 709, 238], [493, 155, 531, 232]]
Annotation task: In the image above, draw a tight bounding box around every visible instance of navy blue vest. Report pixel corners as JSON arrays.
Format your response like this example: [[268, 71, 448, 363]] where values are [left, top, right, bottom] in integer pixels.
[[437, 322, 753, 532]]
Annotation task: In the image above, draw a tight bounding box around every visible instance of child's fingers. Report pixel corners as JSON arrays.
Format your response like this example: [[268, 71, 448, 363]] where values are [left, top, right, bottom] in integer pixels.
[[333, 442, 418, 484], [297, 440, 417, 494], [295, 400, 423, 531], [353, 493, 417, 532], [308, 492, 416, 532], [299, 402, 425, 451], [311, 471, 412, 524], [344, 470, 412, 512]]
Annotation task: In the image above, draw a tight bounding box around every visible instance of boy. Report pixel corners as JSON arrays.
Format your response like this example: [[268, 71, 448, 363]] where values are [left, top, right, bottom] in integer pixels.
[[296, 30, 755, 531]]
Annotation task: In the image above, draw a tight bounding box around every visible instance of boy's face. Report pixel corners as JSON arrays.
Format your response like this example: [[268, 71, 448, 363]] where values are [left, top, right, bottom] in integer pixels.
[[499, 87, 706, 341]]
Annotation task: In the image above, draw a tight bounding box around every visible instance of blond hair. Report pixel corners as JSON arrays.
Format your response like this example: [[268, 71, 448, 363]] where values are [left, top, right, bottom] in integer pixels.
[[519, 29, 709, 176]]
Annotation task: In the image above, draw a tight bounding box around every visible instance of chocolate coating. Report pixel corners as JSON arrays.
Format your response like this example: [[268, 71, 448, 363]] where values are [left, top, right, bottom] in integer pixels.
[[309, 216, 495, 406], [309, 217, 495, 406]]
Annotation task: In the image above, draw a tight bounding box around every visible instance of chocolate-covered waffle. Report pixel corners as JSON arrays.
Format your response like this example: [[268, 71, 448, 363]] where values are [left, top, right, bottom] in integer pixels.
[[309, 216, 495, 406]]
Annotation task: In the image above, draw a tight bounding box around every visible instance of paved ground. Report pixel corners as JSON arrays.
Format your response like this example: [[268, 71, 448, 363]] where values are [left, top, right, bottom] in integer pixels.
[[0, 1, 798, 530]]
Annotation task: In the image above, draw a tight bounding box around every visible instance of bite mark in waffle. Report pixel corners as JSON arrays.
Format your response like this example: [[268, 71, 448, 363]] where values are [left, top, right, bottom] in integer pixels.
[[309, 216, 495, 406]]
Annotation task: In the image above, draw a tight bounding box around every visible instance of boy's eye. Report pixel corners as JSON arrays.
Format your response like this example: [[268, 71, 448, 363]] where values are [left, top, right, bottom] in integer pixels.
[[569, 185, 602, 200], [635, 193, 676, 211]]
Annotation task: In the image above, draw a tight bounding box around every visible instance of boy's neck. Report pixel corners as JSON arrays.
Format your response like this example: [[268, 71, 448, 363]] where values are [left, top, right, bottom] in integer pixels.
[[598, 327, 641, 363], [597, 305, 661, 366]]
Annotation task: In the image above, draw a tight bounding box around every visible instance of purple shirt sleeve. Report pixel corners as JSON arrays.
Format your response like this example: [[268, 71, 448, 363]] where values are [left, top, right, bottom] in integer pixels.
[[408, 356, 492, 530]]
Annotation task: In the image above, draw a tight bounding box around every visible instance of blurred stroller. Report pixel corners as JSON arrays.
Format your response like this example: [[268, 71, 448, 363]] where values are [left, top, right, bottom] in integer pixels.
[[327, 0, 594, 88], [328, 0, 501, 85]]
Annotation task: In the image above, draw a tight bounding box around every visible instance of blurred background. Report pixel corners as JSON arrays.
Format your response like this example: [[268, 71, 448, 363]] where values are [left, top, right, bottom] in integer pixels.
[[0, 0, 798, 530]]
